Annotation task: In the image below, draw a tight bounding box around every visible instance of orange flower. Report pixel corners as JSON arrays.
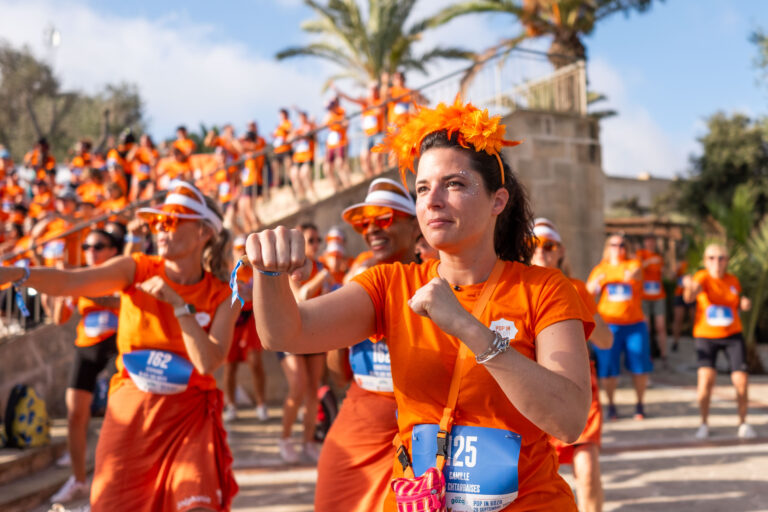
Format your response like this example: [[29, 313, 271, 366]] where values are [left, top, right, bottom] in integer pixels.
[[374, 97, 522, 185]]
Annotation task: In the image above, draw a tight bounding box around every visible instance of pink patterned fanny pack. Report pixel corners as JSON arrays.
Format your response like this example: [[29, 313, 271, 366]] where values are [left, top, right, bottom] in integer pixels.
[[391, 466, 446, 512]]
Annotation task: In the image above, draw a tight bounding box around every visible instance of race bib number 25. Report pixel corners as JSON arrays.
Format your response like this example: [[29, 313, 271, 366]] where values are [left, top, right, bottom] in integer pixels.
[[411, 424, 521, 512]]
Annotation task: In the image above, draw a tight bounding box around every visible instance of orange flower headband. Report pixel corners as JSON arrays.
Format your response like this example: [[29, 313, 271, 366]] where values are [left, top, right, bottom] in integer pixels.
[[374, 97, 522, 185]]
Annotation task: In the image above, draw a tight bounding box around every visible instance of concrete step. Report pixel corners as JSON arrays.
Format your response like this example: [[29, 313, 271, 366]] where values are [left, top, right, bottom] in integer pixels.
[[0, 419, 99, 512], [0, 421, 67, 486]]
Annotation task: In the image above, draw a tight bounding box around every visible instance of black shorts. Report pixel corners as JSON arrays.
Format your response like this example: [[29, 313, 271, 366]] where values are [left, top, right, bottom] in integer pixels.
[[68, 334, 119, 392], [695, 334, 747, 372], [241, 184, 264, 198]]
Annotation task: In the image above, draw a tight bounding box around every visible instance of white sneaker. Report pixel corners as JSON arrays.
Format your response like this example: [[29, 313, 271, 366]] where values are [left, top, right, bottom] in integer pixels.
[[255, 404, 269, 422], [222, 404, 237, 423], [302, 441, 321, 463], [55, 452, 72, 467], [50, 476, 90, 503], [738, 423, 757, 439], [279, 438, 299, 464], [694, 424, 709, 440]]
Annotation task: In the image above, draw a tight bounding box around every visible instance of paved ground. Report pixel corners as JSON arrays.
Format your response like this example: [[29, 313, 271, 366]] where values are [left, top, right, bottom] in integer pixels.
[[36, 338, 768, 511]]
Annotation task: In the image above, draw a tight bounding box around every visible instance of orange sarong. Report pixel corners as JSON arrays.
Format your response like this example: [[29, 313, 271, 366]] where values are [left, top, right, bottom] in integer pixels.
[[315, 382, 398, 512], [91, 380, 238, 511], [550, 362, 603, 464]]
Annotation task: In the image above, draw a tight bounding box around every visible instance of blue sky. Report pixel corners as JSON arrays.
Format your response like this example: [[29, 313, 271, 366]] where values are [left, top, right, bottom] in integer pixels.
[[0, 0, 766, 177]]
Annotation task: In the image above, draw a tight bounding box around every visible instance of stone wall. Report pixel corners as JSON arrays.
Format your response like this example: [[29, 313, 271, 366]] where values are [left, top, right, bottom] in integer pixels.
[[501, 109, 605, 280]]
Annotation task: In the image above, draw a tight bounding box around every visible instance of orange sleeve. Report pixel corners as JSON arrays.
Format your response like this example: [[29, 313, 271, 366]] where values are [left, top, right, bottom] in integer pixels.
[[351, 263, 394, 340], [130, 253, 160, 285], [533, 270, 595, 340], [571, 278, 598, 317]]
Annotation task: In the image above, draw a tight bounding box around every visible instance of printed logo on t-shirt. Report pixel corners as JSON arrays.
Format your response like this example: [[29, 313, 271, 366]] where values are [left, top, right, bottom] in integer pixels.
[[83, 310, 119, 338], [327, 131, 341, 146], [194, 311, 211, 328], [489, 319, 518, 340], [363, 115, 378, 131], [606, 283, 632, 302], [643, 281, 661, 295], [705, 305, 734, 327], [294, 139, 310, 153]]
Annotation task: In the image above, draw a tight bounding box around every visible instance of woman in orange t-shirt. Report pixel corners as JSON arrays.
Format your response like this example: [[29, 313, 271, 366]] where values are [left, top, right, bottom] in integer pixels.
[[271, 109, 293, 190], [334, 82, 388, 177], [587, 234, 652, 421], [323, 97, 351, 192], [238, 125, 266, 233], [289, 111, 317, 202], [245, 101, 594, 511], [49, 229, 122, 504], [682, 243, 755, 440], [530, 218, 613, 512], [0, 182, 240, 512]]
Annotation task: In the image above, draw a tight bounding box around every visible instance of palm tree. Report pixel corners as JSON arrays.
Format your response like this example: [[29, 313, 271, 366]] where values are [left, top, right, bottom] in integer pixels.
[[276, 0, 472, 89], [425, 0, 658, 70]]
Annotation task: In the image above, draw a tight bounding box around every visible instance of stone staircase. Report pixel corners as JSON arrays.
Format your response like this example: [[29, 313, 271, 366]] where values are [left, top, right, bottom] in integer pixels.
[[0, 419, 99, 512]]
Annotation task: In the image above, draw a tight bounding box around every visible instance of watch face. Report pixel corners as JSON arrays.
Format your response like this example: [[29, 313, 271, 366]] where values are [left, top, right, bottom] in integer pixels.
[[186, 304, 196, 314]]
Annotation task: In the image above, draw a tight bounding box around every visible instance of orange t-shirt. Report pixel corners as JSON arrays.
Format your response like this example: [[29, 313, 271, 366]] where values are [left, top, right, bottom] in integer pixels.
[[156, 159, 192, 189], [692, 270, 743, 339], [588, 259, 644, 325], [353, 259, 592, 510], [292, 122, 315, 163], [29, 191, 54, 219], [76, 182, 106, 206], [39, 218, 82, 267], [325, 107, 347, 150], [132, 147, 158, 181], [75, 296, 120, 348], [100, 197, 129, 217], [242, 137, 266, 186], [570, 278, 598, 318], [173, 138, 197, 156], [110, 253, 231, 394], [106, 148, 130, 174], [387, 86, 413, 124], [362, 97, 385, 136], [636, 249, 666, 300], [70, 153, 92, 171], [273, 120, 292, 154]]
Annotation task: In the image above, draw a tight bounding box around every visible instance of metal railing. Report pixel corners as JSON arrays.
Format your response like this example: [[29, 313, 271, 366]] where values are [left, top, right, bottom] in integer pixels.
[[1, 47, 585, 337]]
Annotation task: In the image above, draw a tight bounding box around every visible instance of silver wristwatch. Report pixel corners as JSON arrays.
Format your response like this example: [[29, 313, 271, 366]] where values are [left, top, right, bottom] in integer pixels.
[[475, 331, 510, 364], [174, 303, 196, 318]]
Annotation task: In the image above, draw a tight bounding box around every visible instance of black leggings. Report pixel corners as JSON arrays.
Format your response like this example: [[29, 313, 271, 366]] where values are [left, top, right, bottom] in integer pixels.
[[68, 335, 118, 392]]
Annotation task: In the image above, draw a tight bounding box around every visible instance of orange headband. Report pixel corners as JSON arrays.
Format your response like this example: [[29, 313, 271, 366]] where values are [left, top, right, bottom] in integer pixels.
[[374, 97, 522, 185]]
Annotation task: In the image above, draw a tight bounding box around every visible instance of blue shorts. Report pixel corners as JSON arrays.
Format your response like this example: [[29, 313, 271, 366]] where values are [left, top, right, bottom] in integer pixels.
[[594, 321, 653, 378]]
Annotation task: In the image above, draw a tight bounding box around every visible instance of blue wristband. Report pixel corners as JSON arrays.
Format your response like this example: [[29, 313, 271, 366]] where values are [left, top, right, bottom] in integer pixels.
[[257, 269, 283, 277], [12, 266, 31, 318]]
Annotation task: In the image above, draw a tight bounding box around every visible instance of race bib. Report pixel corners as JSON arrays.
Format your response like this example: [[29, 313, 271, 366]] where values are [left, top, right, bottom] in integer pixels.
[[240, 167, 252, 182], [42, 240, 65, 261], [122, 350, 194, 394], [106, 157, 118, 169], [606, 283, 632, 302], [274, 136, 284, 147], [643, 281, 662, 295], [349, 339, 393, 393], [327, 131, 341, 146], [363, 115, 378, 131], [705, 305, 734, 327], [137, 164, 150, 177], [83, 310, 118, 338], [411, 424, 521, 512], [394, 102, 409, 115], [218, 182, 230, 197], [294, 139, 310, 153]]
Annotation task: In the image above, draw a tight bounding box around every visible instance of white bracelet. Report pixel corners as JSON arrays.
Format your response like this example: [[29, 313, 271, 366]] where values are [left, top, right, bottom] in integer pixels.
[[475, 331, 510, 364]]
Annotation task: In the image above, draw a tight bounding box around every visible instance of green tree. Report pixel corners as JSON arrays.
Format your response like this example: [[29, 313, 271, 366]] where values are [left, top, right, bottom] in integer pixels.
[[276, 0, 472, 88], [751, 28, 768, 89], [425, 0, 659, 69], [0, 41, 144, 161], [675, 112, 768, 221]]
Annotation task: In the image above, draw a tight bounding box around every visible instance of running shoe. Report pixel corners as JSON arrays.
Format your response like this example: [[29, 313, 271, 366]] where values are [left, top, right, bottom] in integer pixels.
[[302, 441, 321, 463], [607, 403, 618, 421], [255, 404, 269, 422], [55, 452, 72, 467], [738, 423, 757, 439], [222, 404, 237, 423], [634, 403, 645, 420], [50, 476, 90, 503], [694, 424, 709, 440], [279, 438, 299, 464]]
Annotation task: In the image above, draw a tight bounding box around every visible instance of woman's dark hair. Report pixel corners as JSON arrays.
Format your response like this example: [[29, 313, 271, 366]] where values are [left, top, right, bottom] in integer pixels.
[[418, 130, 534, 264], [89, 228, 123, 255], [299, 222, 319, 233]]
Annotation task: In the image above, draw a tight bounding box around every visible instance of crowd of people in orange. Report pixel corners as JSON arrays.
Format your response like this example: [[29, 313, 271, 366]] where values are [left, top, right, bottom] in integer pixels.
[[0, 90, 759, 512]]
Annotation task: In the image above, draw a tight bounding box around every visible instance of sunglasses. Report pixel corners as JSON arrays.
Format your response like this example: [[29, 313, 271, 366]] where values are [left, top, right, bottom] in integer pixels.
[[146, 214, 195, 234], [610, 242, 627, 249], [346, 205, 402, 234], [539, 241, 560, 252], [706, 255, 727, 261], [81, 242, 109, 251]]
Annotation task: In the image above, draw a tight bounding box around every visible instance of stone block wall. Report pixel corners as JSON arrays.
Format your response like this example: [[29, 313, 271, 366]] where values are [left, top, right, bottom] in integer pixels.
[[502, 109, 606, 279]]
